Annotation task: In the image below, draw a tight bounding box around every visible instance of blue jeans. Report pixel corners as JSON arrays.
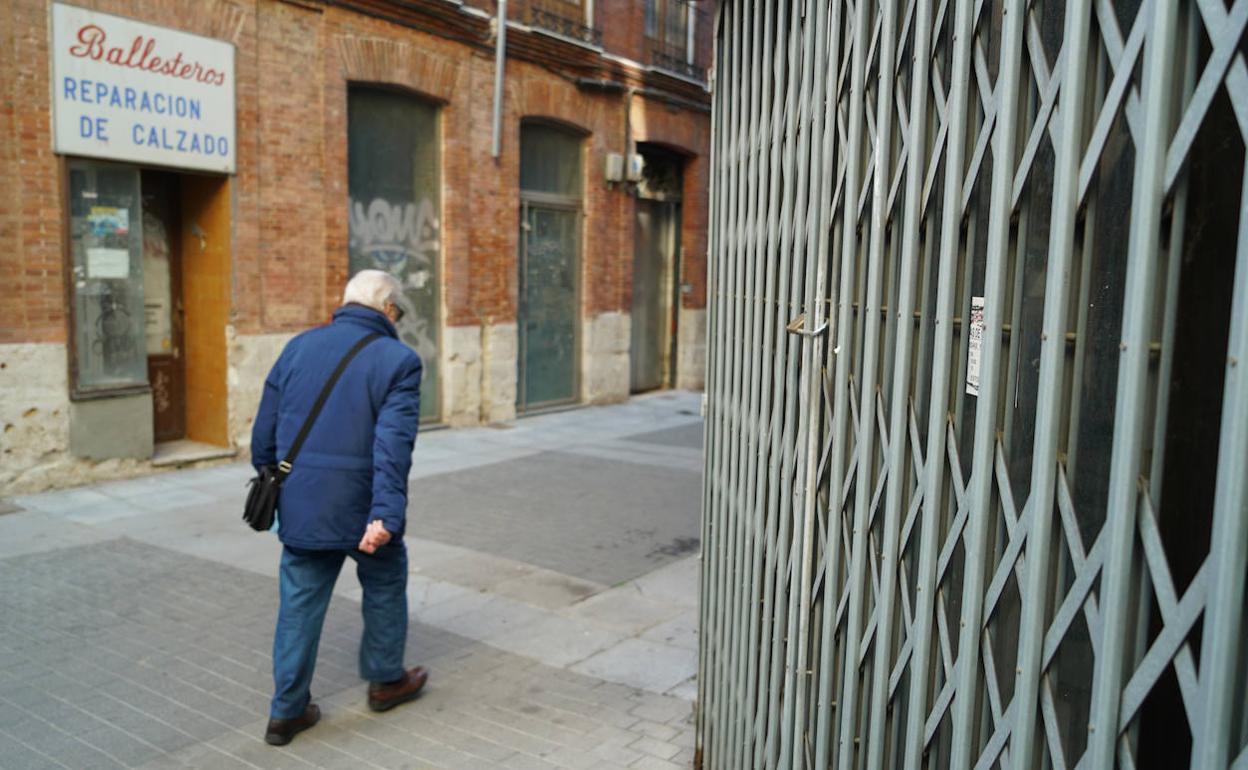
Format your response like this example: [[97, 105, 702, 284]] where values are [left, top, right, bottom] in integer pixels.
[[270, 542, 408, 719]]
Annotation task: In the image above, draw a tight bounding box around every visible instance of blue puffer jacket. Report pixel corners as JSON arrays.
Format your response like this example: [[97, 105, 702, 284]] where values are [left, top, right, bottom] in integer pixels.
[[251, 304, 423, 549]]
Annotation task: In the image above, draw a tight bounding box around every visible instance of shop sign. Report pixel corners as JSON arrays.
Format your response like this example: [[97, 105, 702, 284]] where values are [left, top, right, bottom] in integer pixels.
[[50, 3, 236, 173]]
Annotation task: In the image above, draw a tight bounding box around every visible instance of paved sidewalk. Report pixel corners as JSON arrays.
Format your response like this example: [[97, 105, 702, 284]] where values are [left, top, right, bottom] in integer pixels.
[[0, 392, 705, 769]]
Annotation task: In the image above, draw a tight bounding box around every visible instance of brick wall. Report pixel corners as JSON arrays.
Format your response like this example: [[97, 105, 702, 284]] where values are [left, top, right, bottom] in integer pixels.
[[0, 0, 710, 360]]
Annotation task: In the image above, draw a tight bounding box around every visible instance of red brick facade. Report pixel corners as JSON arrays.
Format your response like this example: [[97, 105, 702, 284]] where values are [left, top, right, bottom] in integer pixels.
[[1, 0, 711, 344], [0, 0, 711, 490]]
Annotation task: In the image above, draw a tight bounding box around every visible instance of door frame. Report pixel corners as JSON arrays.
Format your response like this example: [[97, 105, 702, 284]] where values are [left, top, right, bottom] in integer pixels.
[[517, 192, 583, 414]]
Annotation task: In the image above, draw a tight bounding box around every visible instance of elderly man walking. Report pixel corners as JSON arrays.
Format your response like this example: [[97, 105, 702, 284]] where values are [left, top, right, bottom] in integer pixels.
[[250, 270, 428, 746]]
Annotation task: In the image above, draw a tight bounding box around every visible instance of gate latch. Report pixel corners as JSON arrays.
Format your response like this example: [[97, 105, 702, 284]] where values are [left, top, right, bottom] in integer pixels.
[[786, 313, 828, 338]]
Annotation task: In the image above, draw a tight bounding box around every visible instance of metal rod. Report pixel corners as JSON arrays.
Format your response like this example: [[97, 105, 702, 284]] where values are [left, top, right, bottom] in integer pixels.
[[491, 0, 507, 159], [1008, 2, 1093, 766], [1086, 0, 1181, 764]]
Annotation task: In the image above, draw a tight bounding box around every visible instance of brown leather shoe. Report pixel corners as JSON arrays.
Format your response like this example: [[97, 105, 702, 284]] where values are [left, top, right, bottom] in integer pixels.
[[265, 703, 321, 746], [367, 667, 428, 712]]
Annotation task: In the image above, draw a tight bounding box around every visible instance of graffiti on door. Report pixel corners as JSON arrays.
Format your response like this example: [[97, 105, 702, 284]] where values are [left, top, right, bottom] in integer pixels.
[[348, 196, 439, 356]]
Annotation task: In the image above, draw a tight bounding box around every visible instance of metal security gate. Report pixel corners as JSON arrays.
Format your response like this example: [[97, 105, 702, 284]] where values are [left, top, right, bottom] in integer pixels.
[[697, 1, 1248, 769]]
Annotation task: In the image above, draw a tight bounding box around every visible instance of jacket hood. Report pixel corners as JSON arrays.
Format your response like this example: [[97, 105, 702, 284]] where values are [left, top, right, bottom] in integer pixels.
[[333, 303, 398, 338]]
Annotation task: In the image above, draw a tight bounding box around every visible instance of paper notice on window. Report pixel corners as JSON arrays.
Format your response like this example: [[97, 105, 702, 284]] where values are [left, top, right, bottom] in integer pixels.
[[966, 296, 985, 396], [86, 247, 130, 279], [88, 206, 129, 236]]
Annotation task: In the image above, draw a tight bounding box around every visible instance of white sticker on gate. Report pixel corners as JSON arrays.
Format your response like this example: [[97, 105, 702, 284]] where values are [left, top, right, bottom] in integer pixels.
[[966, 296, 985, 397]]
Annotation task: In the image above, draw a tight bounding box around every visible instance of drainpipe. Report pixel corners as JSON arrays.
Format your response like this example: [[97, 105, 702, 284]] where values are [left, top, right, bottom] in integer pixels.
[[491, 0, 507, 159]]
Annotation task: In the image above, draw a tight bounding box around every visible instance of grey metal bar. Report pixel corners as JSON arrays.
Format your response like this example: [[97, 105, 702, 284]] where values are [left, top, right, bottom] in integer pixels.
[[1190, 135, 1248, 770], [900, 0, 979, 766], [787, 0, 836, 757], [760, 1, 809, 761], [832, 0, 882, 764], [729, 2, 772, 765], [1085, 0, 1182, 765], [866, 1, 936, 767], [1008, 4, 1095, 763], [750, 3, 798, 766], [948, 0, 1029, 766]]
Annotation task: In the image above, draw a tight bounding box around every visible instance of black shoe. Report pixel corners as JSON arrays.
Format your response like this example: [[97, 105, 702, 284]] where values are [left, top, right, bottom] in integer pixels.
[[264, 703, 321, 746], [367, 667, 429, 712]]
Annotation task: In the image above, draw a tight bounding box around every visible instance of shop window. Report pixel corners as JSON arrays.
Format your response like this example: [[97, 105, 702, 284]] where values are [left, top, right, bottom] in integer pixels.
[[347, 86, 442, 422], [68, 161, 148, 395]]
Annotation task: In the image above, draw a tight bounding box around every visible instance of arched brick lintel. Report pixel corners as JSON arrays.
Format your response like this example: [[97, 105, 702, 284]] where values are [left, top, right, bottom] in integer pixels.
[[630, 96, 708, 159], [516, 79, 601, 137], [335, 36, 465, 102]]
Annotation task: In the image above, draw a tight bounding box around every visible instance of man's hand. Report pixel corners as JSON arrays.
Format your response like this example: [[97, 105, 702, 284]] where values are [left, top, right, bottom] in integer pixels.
[[358, 520, 392, 554]]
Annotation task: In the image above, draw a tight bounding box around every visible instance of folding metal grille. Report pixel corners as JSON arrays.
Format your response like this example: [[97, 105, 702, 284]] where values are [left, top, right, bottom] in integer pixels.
[[697, 1, 1248, 768]]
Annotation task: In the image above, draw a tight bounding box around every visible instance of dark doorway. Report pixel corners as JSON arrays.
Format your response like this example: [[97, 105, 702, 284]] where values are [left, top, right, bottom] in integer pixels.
[[630, 146, 684, 393], [140, 170, 186, 443]]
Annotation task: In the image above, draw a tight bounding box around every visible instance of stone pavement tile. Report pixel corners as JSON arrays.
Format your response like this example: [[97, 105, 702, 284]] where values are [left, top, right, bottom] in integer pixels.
[[541, 745, 602, 769], [0, 729, 66, 770], [320, 712, 492, 769], [557, 442, 702, 474], [638, 611, 698, 651], [570, 641, 696, 695], [428, 708, 562, 760], [4, 717, 127, 769], [625, 695, 692, 727], [664, 679, 697, 702], [411, 450, 700, 586], [587, 741, 646, 768], [151, 740, 256, 769], [620, 423, 704, 450], [631, 721, 679, 743], [411, 582, 494, 624], [78, 723, 166, 767], [11, 487, 118, 515], [416, 549, 538, 593], [564, 589, 683, 637], [488, 613, 624, 669], [627, 734, 681, 761], [434, 596, 548, 643], [0, 511, 113, 559], [628, 756, 685, 770], [251, 720, 397, 769], [499, 752, 563, 770], [476, 702, 588, 747], [489, 568, 606, 611], [628, 557, 700, 609]]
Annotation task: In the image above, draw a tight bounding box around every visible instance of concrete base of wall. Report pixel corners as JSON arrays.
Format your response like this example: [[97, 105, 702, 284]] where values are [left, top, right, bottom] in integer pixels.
[[1, 343, 72, 493], [676, 307, 707, 390], [482, 322, 518, 423], [70, 393, 154, 461], [583, 312, 631, 405], [227, 328, 295, 455], [1, 343, 179, 495], [442, 325, 482, 426], [3, 310, 706, 495]]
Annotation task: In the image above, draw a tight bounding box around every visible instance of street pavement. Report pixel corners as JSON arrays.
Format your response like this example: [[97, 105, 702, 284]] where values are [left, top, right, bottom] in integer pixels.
[[0, 391, 706, 770]]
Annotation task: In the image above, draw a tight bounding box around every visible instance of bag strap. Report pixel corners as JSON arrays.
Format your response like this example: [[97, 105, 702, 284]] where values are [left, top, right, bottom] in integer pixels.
[[279, 332, 382, 473]]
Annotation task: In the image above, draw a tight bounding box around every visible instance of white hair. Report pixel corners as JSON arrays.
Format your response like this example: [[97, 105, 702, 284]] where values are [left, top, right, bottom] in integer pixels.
[[343, 270, 403, 314]]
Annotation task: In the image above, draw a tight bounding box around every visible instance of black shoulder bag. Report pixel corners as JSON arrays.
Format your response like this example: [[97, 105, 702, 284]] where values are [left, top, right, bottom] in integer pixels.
[[243, 332, 382, 532]]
